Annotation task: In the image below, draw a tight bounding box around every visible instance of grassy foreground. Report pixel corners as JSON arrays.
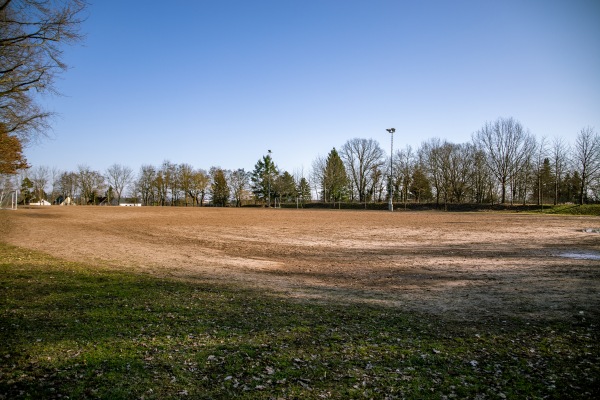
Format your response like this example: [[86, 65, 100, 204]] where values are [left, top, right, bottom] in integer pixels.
[[0, 243, 598, 399]]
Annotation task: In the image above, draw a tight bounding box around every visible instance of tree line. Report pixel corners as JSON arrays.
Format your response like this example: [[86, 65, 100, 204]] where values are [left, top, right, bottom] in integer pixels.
[[5, 160, 313, 207], [312, 121, 599, 208], [2, 117, 599, 208]]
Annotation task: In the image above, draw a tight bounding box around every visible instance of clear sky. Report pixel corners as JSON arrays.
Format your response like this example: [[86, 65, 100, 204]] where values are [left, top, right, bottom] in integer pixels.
[[25, 0, 600, 176]]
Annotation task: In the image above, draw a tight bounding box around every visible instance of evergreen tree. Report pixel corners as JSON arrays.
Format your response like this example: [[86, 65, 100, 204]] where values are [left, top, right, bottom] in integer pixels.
[[106, 186, 114, 205], [561, 172, 582, 203], [275, 171, 296, 204], [410, 167, 432, 203], [538, 158, 552, 204], [297, 177, 312, 205], [569, 171, 583, 204], [251, 154, 278, 206], [323, 148, 348, 204], [210, 167, 230, 207], [20, 177, 33, 204]]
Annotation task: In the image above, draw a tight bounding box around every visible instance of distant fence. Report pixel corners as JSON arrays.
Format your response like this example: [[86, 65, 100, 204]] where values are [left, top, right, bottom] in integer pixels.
[[277, 202, 600, 213]]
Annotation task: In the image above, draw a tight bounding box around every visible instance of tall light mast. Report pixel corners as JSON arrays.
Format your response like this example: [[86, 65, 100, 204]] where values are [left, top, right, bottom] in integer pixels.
[[386, 128, 395, 211]]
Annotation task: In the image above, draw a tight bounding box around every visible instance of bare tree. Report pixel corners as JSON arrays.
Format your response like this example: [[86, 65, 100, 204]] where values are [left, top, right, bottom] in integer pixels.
[[511, 134, 537, 205], [310, 155, 326, 201], [420, 140, 473, 207], [0, 0, 87, 143], [339, 138, 384, 203], [420, 138, 447, 206], [228, 168, 249, 207], [155, 160, 176, 206], [393, 145, 414, 206], [177, 163, 194, 206], [48, 167, 62, 203], [550, 137, 569, 205], [188, 168, 210, 206], [58, 170, 78, 203], [447, 143, 474, 204], [105, 163, 133, 205], [532, 137, 548, 206], [77, 165, 104, 205], [29, 165, 49, 201], [136, 165, 156, 206], [473, 117, 534, 203], [469, 144, 492, 203], [164, 161, 180, 205], [573, 127, 600, 204], [154, 166, 168, 206], [368, 165, 384, 203]]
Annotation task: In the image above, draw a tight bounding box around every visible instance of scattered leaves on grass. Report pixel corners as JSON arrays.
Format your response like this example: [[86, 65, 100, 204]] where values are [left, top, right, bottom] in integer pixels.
[[0, 242, 598, 399]]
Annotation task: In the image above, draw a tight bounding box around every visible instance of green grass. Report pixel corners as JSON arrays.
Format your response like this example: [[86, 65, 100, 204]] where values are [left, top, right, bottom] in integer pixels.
[[1, 243, 598, 399], [535, 204, 600, 216]]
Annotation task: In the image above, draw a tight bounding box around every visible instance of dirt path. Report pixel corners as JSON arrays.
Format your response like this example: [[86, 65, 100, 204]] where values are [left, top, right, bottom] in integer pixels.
[[2, 207, 599, 322]]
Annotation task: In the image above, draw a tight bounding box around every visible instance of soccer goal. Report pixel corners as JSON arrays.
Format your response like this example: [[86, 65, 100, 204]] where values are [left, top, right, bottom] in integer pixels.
[[0, 190, 18, 210]]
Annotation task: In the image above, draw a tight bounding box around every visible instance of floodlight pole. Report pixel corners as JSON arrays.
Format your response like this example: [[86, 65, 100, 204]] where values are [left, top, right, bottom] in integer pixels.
[[386, 128, 395, 211]]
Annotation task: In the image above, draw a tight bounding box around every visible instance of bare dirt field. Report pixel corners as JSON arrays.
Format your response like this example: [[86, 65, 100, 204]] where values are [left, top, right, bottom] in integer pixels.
[[2, 206, 599, 322]]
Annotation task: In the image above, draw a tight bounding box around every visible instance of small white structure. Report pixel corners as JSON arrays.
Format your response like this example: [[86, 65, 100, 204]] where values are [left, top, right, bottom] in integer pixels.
[[30, 199, 51, 206], [60, 196, 74, 206], [120, 203, 142, 207]]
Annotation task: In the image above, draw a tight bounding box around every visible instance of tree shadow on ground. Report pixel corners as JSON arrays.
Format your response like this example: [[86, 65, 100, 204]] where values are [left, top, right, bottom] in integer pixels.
[[1, 243, 599, 399]]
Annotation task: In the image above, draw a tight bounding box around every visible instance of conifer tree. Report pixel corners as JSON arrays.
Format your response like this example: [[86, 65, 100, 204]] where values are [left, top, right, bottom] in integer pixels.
[[323, 148, 348, 204]]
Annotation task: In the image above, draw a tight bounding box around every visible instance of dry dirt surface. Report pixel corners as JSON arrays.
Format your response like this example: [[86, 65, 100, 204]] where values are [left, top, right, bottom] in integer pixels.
[[2, 206, 599, 322]]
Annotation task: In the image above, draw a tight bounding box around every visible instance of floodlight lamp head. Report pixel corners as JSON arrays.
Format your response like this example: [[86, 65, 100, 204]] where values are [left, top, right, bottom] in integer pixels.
[[386, 128, 395, 133]]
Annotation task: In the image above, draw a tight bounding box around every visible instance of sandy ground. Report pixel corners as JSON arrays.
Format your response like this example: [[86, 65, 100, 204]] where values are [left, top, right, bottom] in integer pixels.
[[2, 206, 599, 322]]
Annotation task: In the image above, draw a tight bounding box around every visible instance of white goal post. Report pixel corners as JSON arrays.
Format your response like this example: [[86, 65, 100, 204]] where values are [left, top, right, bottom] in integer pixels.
[[0, 190, 18, 210]]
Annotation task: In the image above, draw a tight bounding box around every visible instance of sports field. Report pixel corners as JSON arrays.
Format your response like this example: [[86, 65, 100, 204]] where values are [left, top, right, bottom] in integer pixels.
[[3, 206, 599, 322], [2, 206, 600, 398]]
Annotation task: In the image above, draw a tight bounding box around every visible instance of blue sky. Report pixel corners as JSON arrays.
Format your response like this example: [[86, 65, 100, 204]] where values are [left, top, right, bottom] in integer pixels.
[[25, 0, 600, 176]]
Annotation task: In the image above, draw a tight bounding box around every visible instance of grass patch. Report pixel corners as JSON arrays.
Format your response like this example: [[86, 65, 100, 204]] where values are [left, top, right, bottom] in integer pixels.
[[1, 243, 598, 399], [536, 204, 600, 216]]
